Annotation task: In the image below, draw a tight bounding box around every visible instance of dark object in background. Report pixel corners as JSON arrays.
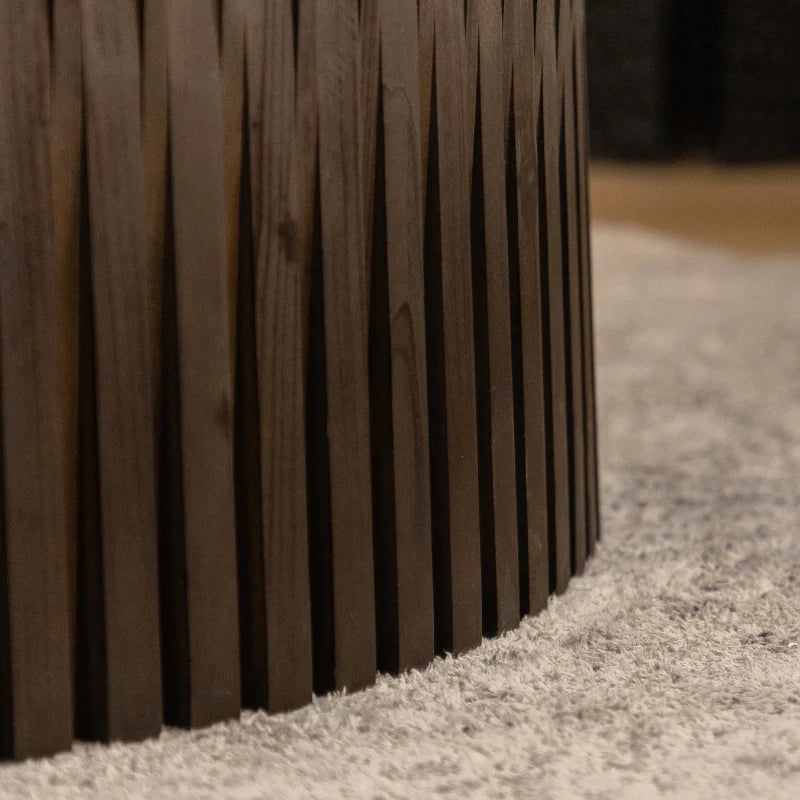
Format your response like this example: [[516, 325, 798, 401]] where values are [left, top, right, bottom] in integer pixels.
[[587, 0, 800, 161], [586, 1, 678, 159], [716, 1, 800, 161]]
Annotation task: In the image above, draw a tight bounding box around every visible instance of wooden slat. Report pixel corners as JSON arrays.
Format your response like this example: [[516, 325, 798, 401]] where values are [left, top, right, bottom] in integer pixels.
[[418, 0, 435, 187], [80, 0, 162, 741], [50, 0, 83, 693], [249, 0, 313, 712], [573, 0, 600, 552], [559, 1, 587, 576], [536, 0, 572, 594], [474, 0, 520, 634], [164, 0, 240, 727], [221, 0, 246, 361], [0, 0, 73, 759], [371, 0, 435, 673], [510, 0, 550, 615], [431, 0, 482, 653], [141, 0, 169, 377], [316, 0, 377, 690]]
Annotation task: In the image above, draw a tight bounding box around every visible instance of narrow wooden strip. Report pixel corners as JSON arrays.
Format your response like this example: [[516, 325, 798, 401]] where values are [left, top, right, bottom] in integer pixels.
[[432, 0, 482, 653], [316, 0, 377, 690], [252, 0, 313, 712], [537, 0, 572, 594], [475, 0, 520, 633], [141, 0, 169, 377], [80, 0, 162, 741], [51, 0, 84, 697], [418, 0, 435, 187], [374, 0, 435, 672], [511, 0, 550, 614], [558, 1, 587, 576], [165, 0, 240, 727], [465, 0, 480, 172], [220, 0, 246, 361], [360, 0, 381, 267], [572, 0, 600, 552], [501, 0, 515, 148], [0, 0, 73, 759]]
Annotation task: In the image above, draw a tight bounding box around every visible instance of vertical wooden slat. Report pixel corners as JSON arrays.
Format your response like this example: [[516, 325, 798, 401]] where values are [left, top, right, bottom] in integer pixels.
[[511, 0, 550, 614], [316, 0, 377, 690], [51, 0, 83, 696], [537, 0, 572, 594], [431, 0, 482, 653], [0, 0, 73, 760], [418, 0, 435, 187], [474, 0, 520, 634], [141, 0, 169, 377], [250, 0, 313, 712], [559, 1, 587, 576], [221, 0, 246, 360], [573, 0, 600, 553], [164, 0, 240, 727], [371, 0, 435, 673], [80, 0, 162, 741]]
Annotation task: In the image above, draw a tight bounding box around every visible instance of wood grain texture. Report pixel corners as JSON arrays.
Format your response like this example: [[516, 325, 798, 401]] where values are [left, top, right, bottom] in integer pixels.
[[316, 0, 377, 690], [573, 0, 600, 554], [474, 0, 520, 634], [537, 0, 572, 594], [164, 0, 240, 728], [372, 0, 435, 673], [249, 0, 313, 712], [510, 0, 550, 615], [0, 0, 598, 757], [0, 0, 73, 759], [431, 0, 482, 654], [50, 0, 83, 696], [80, 0, 162, 742], [558, 1, 587, 577]]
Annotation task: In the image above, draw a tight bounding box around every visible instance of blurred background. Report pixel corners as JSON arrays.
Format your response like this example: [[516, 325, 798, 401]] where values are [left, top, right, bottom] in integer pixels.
[[587, 0, 800, 254]]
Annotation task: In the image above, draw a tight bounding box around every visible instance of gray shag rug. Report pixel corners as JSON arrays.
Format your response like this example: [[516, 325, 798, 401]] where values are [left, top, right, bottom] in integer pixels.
[[2, 225, 800, 799]]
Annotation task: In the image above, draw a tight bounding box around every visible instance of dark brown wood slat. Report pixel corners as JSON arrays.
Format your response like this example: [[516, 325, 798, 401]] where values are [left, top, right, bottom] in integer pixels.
[[249, 0, 313, 712], [418, 0, 435, 186], [371, 0, 435, 674], [141, 0, 169, 378], [558, 0, 587, 576], [536, 0, 572, 594], [163, 0, 240, 728], [510, 0, 550, 615], [316, 0, 377, 691], [50, 0, 83, 695], [80, 0, 162, 742], [430, 0, 482, 654], [473, 0, 520, 634], [221, 0, 246, 360], [0, 0, 73, 760], [573, 0, 600, 554]]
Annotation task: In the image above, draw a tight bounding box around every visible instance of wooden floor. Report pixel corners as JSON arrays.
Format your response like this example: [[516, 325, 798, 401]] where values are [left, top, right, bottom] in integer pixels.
[[590, 160, 800, 256]]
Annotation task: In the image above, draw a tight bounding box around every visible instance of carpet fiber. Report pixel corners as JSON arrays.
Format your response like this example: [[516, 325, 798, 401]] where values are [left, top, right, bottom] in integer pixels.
[[2, 225, 800, 799]]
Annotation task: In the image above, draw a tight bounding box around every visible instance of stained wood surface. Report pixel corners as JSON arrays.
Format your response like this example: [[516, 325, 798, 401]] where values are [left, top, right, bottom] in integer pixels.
[[0, 0, 73, 759], [80, 0, 162, 742], [316, 0, 377, 690], [474, 0, 520, 634], [430, 0, 483, 655], [372, 0, 435, 673], [247, 0, 313, 712], [510, 0, 551, 616], [537, 0, 573, 594], [0, 0, 598, 758], [163, 0, 240, 728]]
